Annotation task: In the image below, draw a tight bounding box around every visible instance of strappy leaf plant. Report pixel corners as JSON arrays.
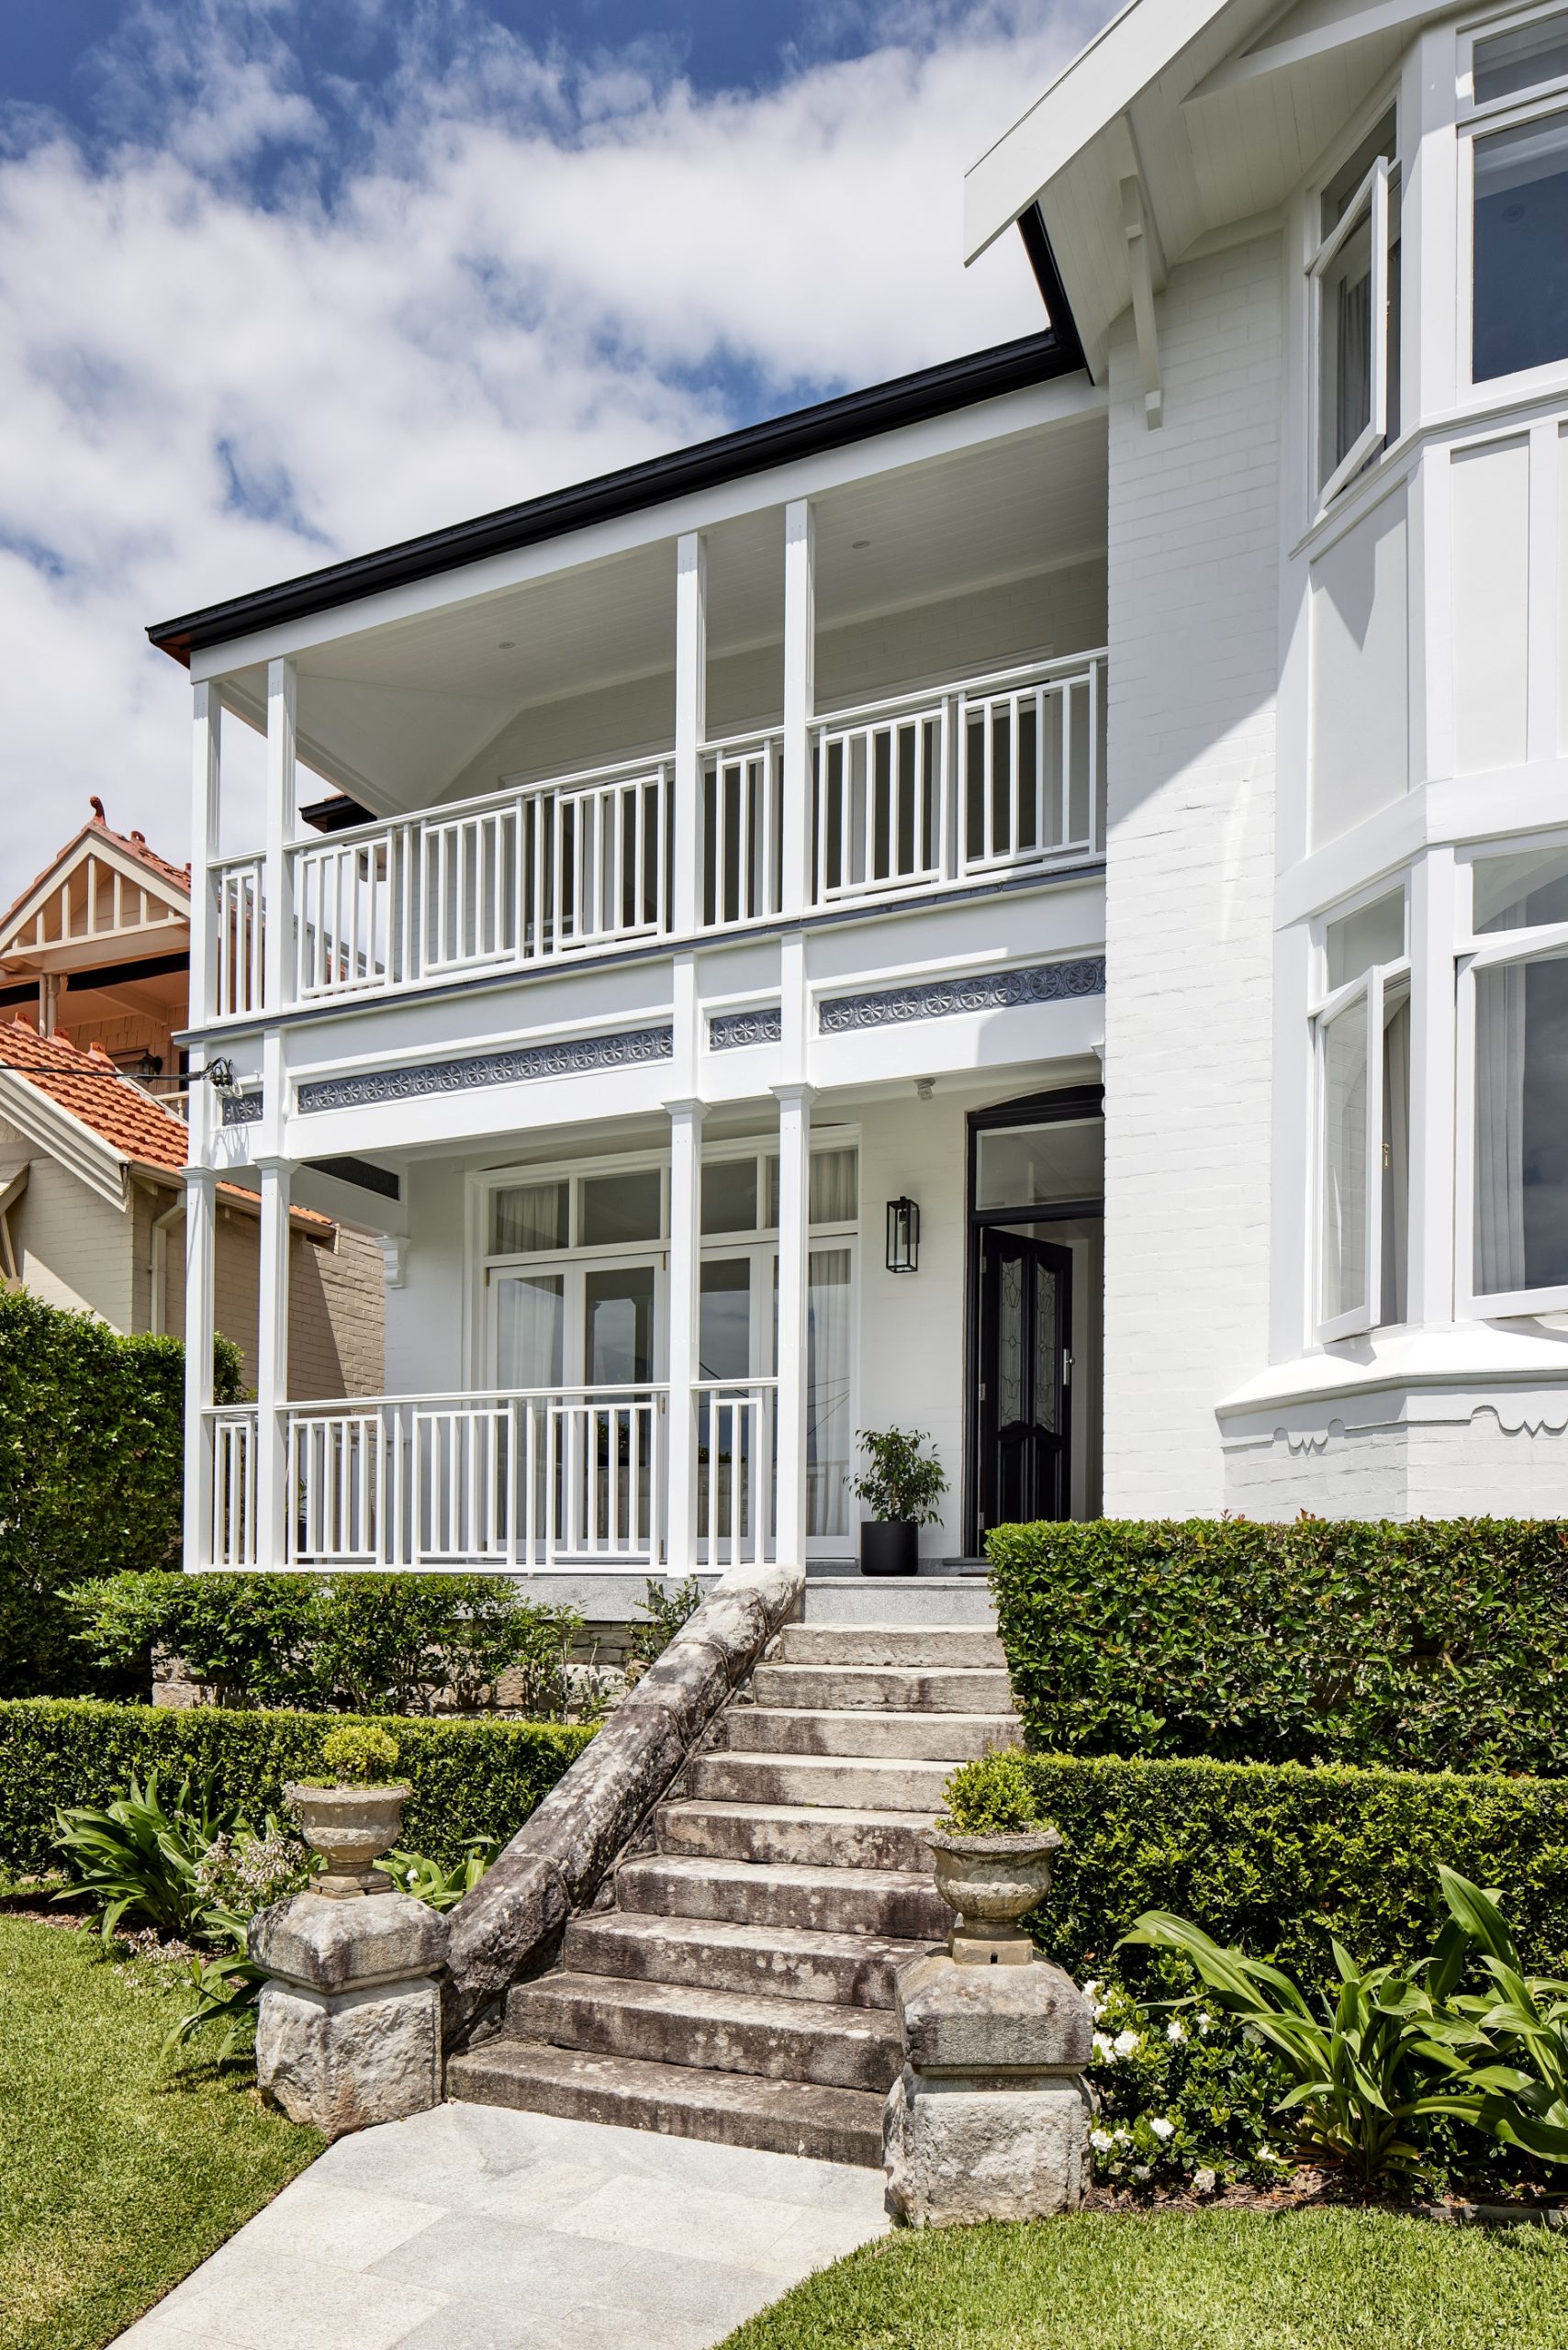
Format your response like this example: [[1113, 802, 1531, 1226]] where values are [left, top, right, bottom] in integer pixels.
[[53, 1771, 244, 1944], [1438, 1865, 1568, 2166]]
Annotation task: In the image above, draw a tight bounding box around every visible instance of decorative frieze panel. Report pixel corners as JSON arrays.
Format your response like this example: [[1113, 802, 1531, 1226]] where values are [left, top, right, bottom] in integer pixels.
[[708, 1007, 783, 1051], [297, 1025, 675, 1114], [221, 1092, 263, 1126], [817, 957, 1105, 1035]]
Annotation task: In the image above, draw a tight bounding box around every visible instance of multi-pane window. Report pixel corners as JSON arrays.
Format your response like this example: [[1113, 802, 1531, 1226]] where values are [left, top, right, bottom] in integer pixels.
[[1462, 845, 1568, 1307], [1315, 885, 1410, 1337], [1467, 8, 1568, 382], [1311, 113, 1400, 503]]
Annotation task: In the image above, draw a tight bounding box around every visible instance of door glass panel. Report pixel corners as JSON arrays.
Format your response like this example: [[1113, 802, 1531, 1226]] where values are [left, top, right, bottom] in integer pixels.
[[497, 1273, 564, 1388], [492, 1181, 566, 1254], [977, 1120, 1103, 1212], [999, 1254, 1024, 1426], [701, 1158, 757, 1236], [807, 1248, 851, 1538], [1034, 1267, 1058, 1432], [585, 1266, 655, 1383], [579, 1168, 662, 1247], [699, 1259, 752, 1380]]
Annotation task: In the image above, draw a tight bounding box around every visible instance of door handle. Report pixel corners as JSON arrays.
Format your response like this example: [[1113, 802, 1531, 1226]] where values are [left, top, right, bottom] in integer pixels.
[[1062, 1349, 1073, 1389]]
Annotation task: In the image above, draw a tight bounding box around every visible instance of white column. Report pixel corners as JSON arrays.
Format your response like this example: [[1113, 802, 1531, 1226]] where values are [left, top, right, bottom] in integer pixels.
[[665, 1097, 705, 1572], [779, 499, 815, 919], [263, 658, 297, 1014], [254, 1159, 292, 1571], [773, 1081, 813, 1565], [672, 532, 707, 938], [182, 1168, 218, 1572], [190, 681, 221, 1025]]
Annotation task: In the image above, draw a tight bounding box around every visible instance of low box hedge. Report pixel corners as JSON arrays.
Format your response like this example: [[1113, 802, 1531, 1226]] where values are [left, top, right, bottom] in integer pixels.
[[948, 1749, 1568, 1981], [0, 1698, 593, 1877], [989, 1517, 1568, 1775]]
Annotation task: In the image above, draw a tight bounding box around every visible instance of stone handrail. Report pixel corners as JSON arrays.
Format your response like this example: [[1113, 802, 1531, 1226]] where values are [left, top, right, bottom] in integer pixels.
[[442, 1556, 804, 2045]]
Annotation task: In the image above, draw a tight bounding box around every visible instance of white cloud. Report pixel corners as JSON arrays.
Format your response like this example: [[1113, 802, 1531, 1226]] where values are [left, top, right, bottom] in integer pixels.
[[0, 0, 1103, 883]]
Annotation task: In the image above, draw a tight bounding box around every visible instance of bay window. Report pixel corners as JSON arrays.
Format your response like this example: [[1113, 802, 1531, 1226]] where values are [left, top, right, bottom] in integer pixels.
[[1315, 886, 1410, 1337], [1462, 845, 1568, 1310], [1465, 6, 1568, 384]]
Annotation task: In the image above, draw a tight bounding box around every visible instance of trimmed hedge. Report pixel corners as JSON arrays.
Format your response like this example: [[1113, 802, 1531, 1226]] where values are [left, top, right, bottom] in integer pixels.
[[989, 1517, 1568, 1775], [0, 1289, 243, 1699], [944, 1749, 1568, 1982], [0, 1698, 593, 1876]]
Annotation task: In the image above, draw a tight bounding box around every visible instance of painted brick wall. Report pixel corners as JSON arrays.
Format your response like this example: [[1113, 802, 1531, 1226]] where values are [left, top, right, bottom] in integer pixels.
[[164, 1203, 386, 1398], [1226, 1410, 1568, 1518], [1103, 237, 1282, 1515]]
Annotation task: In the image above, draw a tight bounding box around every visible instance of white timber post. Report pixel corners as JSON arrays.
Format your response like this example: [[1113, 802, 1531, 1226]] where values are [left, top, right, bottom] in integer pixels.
[[672, 532, 706, 938], [665, 1095, 705, 1573], [191, 681, 221, 1025], [182, 1167, 218, 1572], [254, 1159, 292, 1571], [263, 658, 297, 1013], [773, 1080, 813, 1566], [780, 499, 814, 920]]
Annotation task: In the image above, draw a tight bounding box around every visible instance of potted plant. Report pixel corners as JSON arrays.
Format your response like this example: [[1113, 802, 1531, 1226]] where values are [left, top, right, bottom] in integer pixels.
[[928, 1748, 1061, 1962], [285, 1724, 411, 1900], [849, 1427, 946, 1576]]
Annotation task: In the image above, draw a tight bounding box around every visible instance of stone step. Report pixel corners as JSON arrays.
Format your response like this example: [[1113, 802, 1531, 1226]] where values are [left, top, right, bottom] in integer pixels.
[[563, 1908, 935, 2008], [720, 1707, 1016, 1762], [617, 1852, 950, 1941], [799, 1578, 998, 1628], [774, 1625, 1007, 1670], [682, 1749, 958, 1813], [753, 1660, 1014, 1712], [447, 2038, 884, 2167], [656, 1798, 938, 1874], [504, 1970, 903, 2094]]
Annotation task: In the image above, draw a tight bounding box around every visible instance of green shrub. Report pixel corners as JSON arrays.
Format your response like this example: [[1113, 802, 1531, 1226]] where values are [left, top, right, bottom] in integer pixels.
[[628, 1574, 706, 1671], [0, 1290, 241, 1698], [0, 1698, 591, 1876], [937, 1748, 1568, 1983], [988, 1516, 1568, 1774], [935, 1746, 1039, 1833], [317, 1723, 401, 1785], [70, 1570, 582, 1717]]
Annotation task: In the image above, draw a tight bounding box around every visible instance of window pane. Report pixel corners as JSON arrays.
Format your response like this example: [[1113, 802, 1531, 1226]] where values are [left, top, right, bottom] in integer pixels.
[[764, 1147, 860, 1226], [497, 1273, 564, 1388], [1319, 205, 1374, 487], [1381, 985, 1411, 1326], [701, 1157, 758, 1236], [1475, 10, 1568, 105], [806, 1248, 852, 1538], [1321, 998, 1370, 1322], [975, 1119, 1103, 1212], [1474, 957, 1568, 1293], [699, 1258, 752, 1382], [492, 1181, 566, 1254], [1322, 112, 1396, 233], [578, 1167, 663, 1247], [1473, 846, 1568, 933], [584, 1266, 655, 1382], [1327, 890, 1405, 989], [1473, 112, 1568, 382]]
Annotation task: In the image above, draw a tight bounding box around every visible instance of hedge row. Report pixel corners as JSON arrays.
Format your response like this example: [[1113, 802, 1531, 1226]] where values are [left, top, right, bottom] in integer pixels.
[[989, 1516, 1568, 1775], [0, 1699, 593, 1876], [990, 1751, 1568, 1982]]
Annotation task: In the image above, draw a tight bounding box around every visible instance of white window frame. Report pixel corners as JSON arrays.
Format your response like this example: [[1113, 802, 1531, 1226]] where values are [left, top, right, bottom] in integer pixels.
[[1309, 156, 1392, 507], [1458, 3, 1568, 399]]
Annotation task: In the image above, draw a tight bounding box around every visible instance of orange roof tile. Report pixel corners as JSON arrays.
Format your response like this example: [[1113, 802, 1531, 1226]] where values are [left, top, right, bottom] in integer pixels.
[[0, 1017, 189, 1169]]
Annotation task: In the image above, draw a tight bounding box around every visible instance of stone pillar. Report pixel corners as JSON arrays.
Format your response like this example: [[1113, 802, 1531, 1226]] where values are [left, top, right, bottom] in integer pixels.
[[883, 1953, 1093, 2226], [251, 1891, 448, 2140]]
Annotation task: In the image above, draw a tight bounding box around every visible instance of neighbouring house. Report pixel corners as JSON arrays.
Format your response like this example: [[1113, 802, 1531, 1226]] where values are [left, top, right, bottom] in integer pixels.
[[146, 0, 1568, 1583], [0, 812, 385, 1394]]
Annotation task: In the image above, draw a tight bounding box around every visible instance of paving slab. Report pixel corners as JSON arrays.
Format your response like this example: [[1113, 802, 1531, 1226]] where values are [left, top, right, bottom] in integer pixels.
[[111, 2102, 890, 2350]]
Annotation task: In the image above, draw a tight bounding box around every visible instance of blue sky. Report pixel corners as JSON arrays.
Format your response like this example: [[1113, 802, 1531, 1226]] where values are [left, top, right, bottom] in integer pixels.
[[0, 0, 1102, 875]]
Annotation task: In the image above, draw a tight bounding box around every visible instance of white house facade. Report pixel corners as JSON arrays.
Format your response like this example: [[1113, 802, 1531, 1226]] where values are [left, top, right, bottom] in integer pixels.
[[156, 0, 1568, 1583]]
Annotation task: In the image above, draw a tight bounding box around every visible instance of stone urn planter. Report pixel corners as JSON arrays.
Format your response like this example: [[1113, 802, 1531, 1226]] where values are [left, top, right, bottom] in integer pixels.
[[285, 1781, 411, 1898], [925, 1826, 1062, 1964]]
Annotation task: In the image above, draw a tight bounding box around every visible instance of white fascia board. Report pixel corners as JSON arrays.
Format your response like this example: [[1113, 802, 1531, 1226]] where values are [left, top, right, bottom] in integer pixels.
[[963, 0, 1227, 260], [0, 1071, 130, 1212], [187, 374, 1107, 684]]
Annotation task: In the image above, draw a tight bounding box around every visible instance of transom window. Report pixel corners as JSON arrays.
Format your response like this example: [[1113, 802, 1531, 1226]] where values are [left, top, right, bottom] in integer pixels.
[[1313, 882, 1411, 1337], [1463, 6, 1568, 384], [1310, 112, 1400, 505]]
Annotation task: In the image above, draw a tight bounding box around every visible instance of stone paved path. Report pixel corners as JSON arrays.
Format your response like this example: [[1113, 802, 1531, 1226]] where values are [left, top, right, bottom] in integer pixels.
[[111, 2102, 890, 2350]]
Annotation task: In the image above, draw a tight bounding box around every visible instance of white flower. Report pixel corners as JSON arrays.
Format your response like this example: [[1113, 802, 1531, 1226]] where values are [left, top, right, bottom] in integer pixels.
[[1149, 2117, 1176, 2142], [1134, 2164, 1151, 2181], [1113, 2127, 1133, 2146], [1166, 2018, 1188, 2044], [1091, 2032, 1116, 2064], [1113, 2029, 1141, 2059], [1197, 2011, 1215, 2036], [1090, 2128, 1114, 2153], [1081, 1979, 1103, 2003]]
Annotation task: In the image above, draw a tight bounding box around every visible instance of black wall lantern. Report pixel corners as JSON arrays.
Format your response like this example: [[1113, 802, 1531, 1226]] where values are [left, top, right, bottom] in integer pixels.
[[886, 1195, 920, 1274]]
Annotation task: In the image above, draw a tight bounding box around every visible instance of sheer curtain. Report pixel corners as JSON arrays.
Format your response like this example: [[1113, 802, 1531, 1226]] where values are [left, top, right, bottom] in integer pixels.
[[1380, 994, 1411, 1326], [1474, 964, 1528, 1294], [806, 1248, 852, 1538]]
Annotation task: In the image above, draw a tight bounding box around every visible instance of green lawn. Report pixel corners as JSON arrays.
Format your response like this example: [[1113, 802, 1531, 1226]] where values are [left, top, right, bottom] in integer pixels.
[[720, 2208, 1568, 2350], [0, 1919, 319, 2350]]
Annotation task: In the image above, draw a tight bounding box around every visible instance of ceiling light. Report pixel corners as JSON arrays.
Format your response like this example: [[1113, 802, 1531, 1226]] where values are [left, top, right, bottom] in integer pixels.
[[851, 540, 870, 550], [497, 640, 516, 650]]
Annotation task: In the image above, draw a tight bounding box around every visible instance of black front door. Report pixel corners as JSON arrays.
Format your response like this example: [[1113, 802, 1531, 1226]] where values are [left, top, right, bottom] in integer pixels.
[[978, 1230, 1071, 1532]]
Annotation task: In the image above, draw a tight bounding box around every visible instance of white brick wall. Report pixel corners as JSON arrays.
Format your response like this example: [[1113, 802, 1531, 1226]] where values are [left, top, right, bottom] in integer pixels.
[[1102, 237, 1282, 1516]]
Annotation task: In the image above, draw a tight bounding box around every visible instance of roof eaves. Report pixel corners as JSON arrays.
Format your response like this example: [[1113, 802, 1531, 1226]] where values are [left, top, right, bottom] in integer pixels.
[[0, 1068, 129, 1212], [146, 331, 1082, 665]]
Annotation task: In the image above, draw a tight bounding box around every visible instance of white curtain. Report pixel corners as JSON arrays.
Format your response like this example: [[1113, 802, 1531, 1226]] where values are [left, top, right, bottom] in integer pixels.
[[1380, 994, 1411, 1326], [1474, 963, 1528, 1295], [806, 1248, 852, 1538], [497, 1272, 564, 1388], [493, 1181, 565, 1255]]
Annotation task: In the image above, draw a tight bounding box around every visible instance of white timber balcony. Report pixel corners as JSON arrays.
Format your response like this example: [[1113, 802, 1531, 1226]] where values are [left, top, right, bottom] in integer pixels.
[[205, 651, 1106, 1023]]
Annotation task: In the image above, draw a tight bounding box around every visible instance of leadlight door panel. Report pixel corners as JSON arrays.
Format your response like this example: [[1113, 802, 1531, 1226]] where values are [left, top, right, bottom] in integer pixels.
[[979, 1231, 1071, 1530]]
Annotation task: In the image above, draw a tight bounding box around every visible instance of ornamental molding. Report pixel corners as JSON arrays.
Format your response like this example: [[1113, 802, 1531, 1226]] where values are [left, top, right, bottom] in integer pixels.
[[708, 1006, 783, 1051], [297, 1024, 675, 1114], [817, 957, 1106, 1035], [221, 1092, 263, 1126]]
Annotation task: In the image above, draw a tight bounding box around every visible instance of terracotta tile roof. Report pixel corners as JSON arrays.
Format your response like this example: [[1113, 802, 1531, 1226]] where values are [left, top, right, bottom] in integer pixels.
[[1, 804, 190, 939]]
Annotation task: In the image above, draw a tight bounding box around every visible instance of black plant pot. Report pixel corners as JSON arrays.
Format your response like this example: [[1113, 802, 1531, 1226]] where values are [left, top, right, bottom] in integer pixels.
[[860, 1519, 919, 1576]]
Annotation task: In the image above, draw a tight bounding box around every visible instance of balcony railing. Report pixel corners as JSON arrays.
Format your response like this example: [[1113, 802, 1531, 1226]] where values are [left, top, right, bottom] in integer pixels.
[[208, 653, 1104, 1019], [205, 1380, 776, 1572]]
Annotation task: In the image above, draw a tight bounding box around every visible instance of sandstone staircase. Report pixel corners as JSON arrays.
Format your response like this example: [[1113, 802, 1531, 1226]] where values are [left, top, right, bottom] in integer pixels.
[[447, 1579, 1016, 2165]]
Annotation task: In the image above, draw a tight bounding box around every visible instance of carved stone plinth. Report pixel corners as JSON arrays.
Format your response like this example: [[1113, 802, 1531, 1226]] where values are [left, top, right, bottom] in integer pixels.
[[251, 1889, 447, 2139]]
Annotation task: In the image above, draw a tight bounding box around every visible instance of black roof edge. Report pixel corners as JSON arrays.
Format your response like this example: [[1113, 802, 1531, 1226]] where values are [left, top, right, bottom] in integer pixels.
[[146, 330, 1085, 665], [1016, 207, 1089, 380]]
